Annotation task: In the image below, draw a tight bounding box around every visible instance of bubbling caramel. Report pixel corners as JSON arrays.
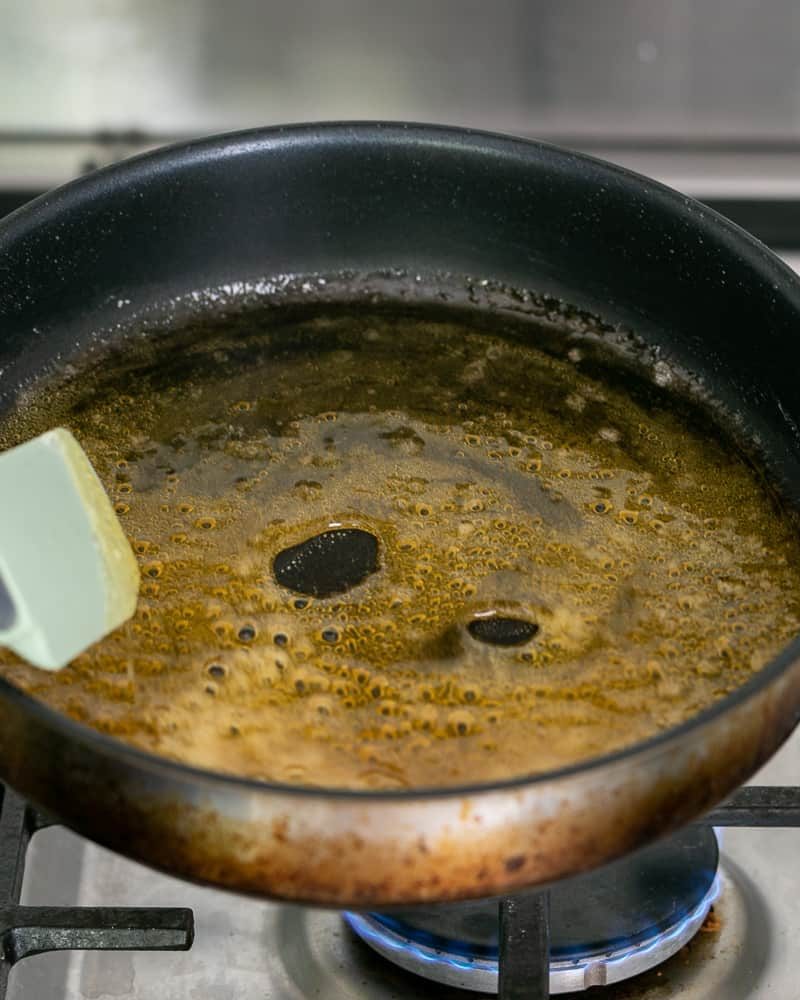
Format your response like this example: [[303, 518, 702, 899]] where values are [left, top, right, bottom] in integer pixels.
[[1, 303, 799, 790]]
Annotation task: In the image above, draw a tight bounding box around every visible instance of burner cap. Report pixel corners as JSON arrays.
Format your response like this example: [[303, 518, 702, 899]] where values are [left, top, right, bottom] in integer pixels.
[[345, 825, 719, 993]]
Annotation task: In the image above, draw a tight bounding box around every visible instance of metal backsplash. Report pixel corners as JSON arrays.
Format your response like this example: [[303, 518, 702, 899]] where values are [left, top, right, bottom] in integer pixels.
[[2, 0, 800, 195]]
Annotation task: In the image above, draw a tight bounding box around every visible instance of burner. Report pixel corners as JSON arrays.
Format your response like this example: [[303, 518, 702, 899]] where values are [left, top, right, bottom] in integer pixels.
[[345, 826, 720, 993]]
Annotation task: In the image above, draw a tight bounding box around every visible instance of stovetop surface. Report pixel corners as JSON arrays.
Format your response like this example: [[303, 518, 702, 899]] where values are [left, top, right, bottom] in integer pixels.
[[5, 725, 797, 1000]]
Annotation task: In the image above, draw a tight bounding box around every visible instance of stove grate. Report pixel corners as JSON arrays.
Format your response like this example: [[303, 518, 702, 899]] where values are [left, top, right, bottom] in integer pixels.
[[0, 784, 193, 999]]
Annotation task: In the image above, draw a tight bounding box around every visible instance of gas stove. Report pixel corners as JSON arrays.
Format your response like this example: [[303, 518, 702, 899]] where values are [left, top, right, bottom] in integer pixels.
[[2, 738, 799, 1000]]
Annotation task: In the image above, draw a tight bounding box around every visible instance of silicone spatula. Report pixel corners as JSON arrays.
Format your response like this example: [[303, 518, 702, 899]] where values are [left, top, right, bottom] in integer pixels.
[[0, 428, 140, 670]]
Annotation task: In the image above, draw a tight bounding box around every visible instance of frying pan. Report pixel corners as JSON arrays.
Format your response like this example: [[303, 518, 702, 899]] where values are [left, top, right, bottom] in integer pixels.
[[0, 123, 799, 908]]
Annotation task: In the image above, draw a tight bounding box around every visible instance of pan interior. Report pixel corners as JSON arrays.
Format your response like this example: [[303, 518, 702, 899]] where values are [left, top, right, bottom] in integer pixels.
[[1, 295, 799, 791]]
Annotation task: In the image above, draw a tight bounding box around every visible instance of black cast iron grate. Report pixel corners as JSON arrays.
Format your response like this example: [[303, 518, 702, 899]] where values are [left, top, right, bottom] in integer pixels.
[[0, 784, 193, 999]]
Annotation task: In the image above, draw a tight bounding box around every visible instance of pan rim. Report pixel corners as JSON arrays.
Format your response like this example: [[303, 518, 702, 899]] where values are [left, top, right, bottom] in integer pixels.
[[2, 119, 800, 803]]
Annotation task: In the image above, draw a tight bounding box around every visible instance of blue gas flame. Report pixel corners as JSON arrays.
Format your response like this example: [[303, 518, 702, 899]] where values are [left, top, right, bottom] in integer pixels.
[[343, 874, 721, 982], [344, 910, 499, 974]]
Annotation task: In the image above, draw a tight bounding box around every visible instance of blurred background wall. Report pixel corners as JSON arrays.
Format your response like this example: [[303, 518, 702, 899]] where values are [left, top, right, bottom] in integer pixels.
[[0, 0, 798, 199]]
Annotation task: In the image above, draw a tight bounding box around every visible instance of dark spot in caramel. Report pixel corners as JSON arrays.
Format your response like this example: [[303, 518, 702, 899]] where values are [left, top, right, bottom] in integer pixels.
[[273, 528, 379, 598], [468, 616, 539, 647]]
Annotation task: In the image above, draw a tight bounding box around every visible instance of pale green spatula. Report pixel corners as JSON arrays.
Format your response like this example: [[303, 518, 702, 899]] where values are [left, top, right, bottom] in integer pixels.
[[0, 428, 140, 670]]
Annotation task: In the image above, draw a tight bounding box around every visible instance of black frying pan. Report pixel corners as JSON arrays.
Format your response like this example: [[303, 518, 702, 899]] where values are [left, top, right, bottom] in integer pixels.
[[0, 123, 798, 907]]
